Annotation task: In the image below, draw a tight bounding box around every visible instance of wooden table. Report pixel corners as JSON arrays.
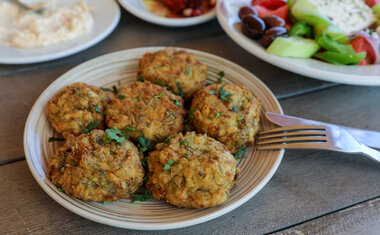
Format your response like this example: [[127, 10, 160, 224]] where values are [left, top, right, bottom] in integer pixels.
[[1, 8, 380, 235]]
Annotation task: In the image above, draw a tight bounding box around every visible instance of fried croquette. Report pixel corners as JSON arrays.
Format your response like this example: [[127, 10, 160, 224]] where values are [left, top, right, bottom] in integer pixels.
[[47, 82, 108, 138], [105, 81, 186, 143], [190, 83, 261, 153], [48, 130, 145, 201], [146, 132, 239, 208], [138, 48, 207, 101]]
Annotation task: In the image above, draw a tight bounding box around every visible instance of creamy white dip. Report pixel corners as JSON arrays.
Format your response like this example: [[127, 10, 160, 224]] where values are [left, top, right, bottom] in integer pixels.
[[314, 0, 376, 35], [0, 1, 93, 48]]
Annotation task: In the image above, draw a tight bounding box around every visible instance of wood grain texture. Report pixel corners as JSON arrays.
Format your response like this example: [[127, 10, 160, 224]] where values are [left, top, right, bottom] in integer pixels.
[[274, 197, 380, 235]]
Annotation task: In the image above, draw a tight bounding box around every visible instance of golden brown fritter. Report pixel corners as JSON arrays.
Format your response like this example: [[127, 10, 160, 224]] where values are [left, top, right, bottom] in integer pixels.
[[146, 132, 238, 208], [48, 130, 145, 202], [105, 81, 186, 143], [190, 83, 261, 153], [138, 48, 207, 101], [47, 82, 108, 138]]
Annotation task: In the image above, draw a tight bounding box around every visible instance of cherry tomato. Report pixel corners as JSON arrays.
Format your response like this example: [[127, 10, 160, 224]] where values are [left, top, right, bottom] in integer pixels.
[[252, 0, 287, 10], [365, 0, 380, 7], [253, 5, 289, 21], [350, 37, 376, 65]]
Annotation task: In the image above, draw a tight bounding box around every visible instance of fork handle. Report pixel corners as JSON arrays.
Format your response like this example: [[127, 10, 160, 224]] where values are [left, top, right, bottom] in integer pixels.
[[360, 144, 380, 162]]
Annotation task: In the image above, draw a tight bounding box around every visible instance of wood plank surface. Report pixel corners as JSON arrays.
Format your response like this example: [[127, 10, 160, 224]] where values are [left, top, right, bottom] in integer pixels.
[[2, 84, 380, 235], [273, 197, 380, 235]]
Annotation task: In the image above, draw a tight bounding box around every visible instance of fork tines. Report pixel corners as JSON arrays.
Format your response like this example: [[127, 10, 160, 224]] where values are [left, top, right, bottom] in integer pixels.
[[257, 125, 328, 150]]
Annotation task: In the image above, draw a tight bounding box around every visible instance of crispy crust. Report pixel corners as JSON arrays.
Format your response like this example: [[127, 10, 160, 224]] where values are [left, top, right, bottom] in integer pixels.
[[48, 130, 145, 201], [105, 81, 186, 143], [146, 132, 238, 208], [138, 48, 207, 101], [190, 83, 261, 153], [47, 82, 109, 138]]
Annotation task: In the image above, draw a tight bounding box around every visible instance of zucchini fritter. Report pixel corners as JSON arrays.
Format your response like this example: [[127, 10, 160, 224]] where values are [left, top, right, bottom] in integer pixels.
[[47, 82, 108, 138], [105, 81, 186, 143], [48, 130, 145, 201], [146, 132, 238, 208], [190, 83, 261, 153], [138, 48, 207, 101]]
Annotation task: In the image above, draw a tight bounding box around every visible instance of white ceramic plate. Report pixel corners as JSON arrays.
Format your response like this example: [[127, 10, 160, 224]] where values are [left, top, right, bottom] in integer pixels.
[[0, 0, 120, 64], [24, 47, 284, 230], [217, 0, 380, 86], [118, 0, 216, 27]]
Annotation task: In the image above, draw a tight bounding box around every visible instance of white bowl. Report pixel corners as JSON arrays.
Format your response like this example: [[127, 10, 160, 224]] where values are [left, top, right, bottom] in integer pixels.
[[217, 0, 380, 86]]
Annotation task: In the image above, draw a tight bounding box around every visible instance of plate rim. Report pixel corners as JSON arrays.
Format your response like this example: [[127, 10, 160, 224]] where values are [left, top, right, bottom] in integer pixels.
[[0, 0, 121, 65], [216, 0, 380, 86], [118, 0, 216, 27], [24, 46, 284, 230]]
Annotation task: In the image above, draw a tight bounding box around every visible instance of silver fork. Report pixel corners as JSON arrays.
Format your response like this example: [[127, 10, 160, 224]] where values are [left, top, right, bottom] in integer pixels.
[[256, 124, 380, 162]]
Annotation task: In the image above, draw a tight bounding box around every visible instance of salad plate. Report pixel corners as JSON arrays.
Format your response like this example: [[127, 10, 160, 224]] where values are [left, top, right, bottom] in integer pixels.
[[24, 47, 284, 230], [0, 0, 120, 65], [118, 0, 216, 27], [217, 0, 380, 86]]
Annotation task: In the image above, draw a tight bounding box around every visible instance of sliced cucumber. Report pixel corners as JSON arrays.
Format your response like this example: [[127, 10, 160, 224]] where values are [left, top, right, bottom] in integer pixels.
[[267, 36, 320, 58]]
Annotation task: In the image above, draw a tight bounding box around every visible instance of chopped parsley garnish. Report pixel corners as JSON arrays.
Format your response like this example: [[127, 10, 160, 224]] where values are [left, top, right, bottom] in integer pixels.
[[154, 91, 165, 99], [183, 153, 190, 157], [104, 127, 126, 144], [125, 126, 136, 132], [100, 87, 111, 92], [209, 90, 216, 95], [182, 140, 190, 147], [117, 94, 126, 100], [234, 146, 247, 160], [83, 120, 99, 133], [247, 96, 252, 101], [132, 190, 152, 203], [138, 75, 144, 82], [176, 82, 185, 98], [172, 99, 182, 107], [233, 106, 238, 112], [169, 111, 175, 116], [48, 137, 65, 142], [58, 187, 64, 192], [166, 135, 172, 141], [241, 105, 245, 110], [137, 136, 153, 153], [112, 86, 118, 95], [141, 158, 149, 170], [216, 112, 223, 118], [118, 80, 121, 86], [156, 79, 165, 86], [164, 159, 177, 171], [185, 67, 191, 75], [189, 105, 198, 119], [217, 71, 225, 84], [238, 116, 244, 121], [103, 201, 112, 205], [219, 87, 233, 102], [95, 104, 107, 115], [74, 91, 81, 96]]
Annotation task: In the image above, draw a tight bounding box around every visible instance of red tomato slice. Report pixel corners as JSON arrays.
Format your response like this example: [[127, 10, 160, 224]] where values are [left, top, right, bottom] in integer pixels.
[[251, 0, 287, 10], [350, 37, 376, 65], [253, 5, 289, 21], [365, 0, 380, 7]]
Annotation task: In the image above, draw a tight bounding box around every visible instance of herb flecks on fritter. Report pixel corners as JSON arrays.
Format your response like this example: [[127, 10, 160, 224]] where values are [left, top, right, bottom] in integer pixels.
[[48, 130, 145, 202], [146, 132, 239, 209], [105, 81, 186, 143], [138, 48, 207, 101], [190, 83, 261, 153], [47, 82, 109, 138]]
